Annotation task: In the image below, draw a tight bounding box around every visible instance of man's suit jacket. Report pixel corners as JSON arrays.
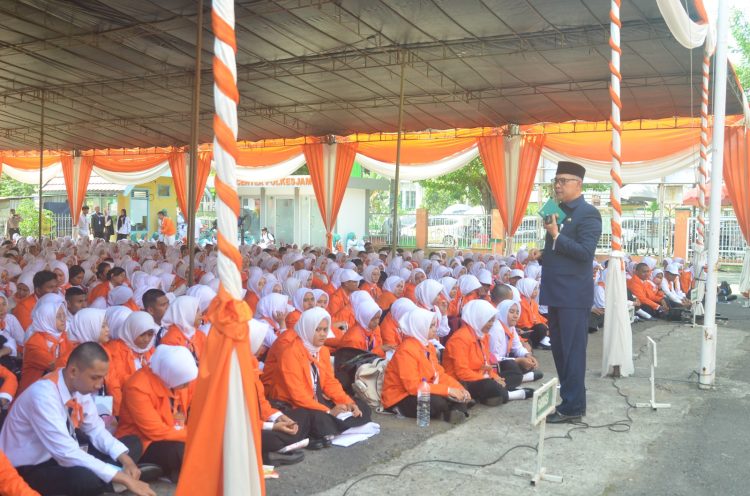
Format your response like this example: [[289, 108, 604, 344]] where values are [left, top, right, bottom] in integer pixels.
[[91, 213, 105, 234], [539, 195, 602, 309]]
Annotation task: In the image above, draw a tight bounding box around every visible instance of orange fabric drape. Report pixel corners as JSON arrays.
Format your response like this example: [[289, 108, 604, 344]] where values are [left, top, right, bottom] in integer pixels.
[[356, 138, 476, 164], [236, 145, 302, 166], [478, 134, 545, 236], [91, 154, 169, 171], [304, 143, 358, 249], [723, 126, 750, 243], [0, 154, 62, 170], [168, 153, 211, 217], [61, 156, 94, 223], [176, 289, 264, 495]]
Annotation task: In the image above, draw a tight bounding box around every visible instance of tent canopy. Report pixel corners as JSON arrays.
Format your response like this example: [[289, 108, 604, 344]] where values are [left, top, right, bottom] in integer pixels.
[[0, 0, 745, 150]]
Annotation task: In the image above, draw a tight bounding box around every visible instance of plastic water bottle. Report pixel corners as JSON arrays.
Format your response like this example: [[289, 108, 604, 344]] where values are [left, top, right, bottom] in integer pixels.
[[417, 378, 430, 427]]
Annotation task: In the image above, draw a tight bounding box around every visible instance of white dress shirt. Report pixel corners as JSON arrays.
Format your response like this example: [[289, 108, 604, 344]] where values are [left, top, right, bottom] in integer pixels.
[[116, 216, 131, 235], [1, 313, 26, 347], [488, 321, 528, 362], [660, 278, 685, 304], [78, 213, 90, 236], [0, 368, 128, 482]]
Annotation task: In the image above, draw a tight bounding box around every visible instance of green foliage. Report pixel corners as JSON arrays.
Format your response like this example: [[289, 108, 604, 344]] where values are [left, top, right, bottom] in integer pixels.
[[16, 198, 56, 237], [0, 174, 35, 198], [731, 8, 750, 93], [418, 157, 493, 214]]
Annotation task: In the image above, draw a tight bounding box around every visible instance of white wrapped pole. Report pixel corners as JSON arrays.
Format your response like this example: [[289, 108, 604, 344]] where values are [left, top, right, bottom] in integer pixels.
[[602, 0, 633, 377]]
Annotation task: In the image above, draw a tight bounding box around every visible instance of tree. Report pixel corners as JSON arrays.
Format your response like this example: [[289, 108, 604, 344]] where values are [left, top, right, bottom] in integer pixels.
[[16, 198, 56, 237], [418, 157, 494, 213], [0, 174, 35, 198], [731, 8, 750, 93]]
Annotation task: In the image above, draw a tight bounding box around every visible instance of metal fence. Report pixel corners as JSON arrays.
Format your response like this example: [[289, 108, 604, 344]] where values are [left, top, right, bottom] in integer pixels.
[[424, 213, 491, 249], [687, 216, 747, 263], [366, 212, 416, 247]]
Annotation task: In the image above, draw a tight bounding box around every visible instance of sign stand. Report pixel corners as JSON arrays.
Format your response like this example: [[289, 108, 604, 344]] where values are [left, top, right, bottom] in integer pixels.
[[636, 337, 671, 410], [514, 378, 563, 486]]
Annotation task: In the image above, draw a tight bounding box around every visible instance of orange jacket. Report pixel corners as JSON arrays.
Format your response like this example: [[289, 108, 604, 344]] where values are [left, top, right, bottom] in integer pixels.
[[19, 332, 70, 394], [382, 338, 461, 408], [338, 324, 385, 357], [456, 291, 479, 316], [0, 364, 18, 402], [311, 274, 334, 295], [244, 291, 259, 313], [377, 291, 397, 312], [161, 217, 177, 236], [12, 294, 37, 332], [264, 334, 351, 412], [517, 297, 547, 329], [328, 288, 350, 320], [627, 277, 661, 310], [261, 330, 298, 390], [443, 326, 498, 382], [379, 313, 402, 348], [87, 281, 111, 304], [285, 310, 301, 332], [404, 283, 417, 303], [645, 281, 665, 304], [160, 325, 206, 363], [251, 355, 279, 422], [361, 282, 382, 303], [0, 449, 39, 496], [105, 339, 154, 416], [680, 271, 693, 293], [115, 367, 187, 451]]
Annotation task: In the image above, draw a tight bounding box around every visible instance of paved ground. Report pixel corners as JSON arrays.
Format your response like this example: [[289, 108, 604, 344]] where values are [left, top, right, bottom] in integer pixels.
[[142, 270, 750, 496]]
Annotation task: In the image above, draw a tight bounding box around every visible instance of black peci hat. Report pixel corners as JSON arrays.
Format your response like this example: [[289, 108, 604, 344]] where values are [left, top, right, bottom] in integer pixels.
[[556, 161, 586, 179]]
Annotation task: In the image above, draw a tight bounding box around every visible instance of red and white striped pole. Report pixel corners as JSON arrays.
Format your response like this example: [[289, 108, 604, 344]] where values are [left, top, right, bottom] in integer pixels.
[[609, 0, 623, 252], [697, 47, 710, 252]]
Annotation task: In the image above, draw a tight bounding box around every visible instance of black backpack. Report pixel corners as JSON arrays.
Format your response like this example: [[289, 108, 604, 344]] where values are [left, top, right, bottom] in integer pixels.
[[333, 347, 381, 395]]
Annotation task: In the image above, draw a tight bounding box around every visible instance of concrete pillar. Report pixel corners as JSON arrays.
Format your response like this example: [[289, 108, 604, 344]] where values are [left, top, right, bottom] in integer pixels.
[[416, 208, 428, 250], [260, 187, 267, 233], [491, 208, 505, 254], [674, 208, 691, 260], [293, 187, 300, 246], [364, 189, 371, 236]]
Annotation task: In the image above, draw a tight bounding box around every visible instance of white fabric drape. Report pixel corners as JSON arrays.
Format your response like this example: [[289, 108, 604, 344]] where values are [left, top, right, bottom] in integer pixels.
[[739, 248, 750, 307], [92, 162, 171, 185], [2, 162, 62, 185], [656, 0, 716, 53], [233, 153, 306, 182], [692, 249, 707, 317], [355, 144, 480, 180], [601, 251, 634, 377], [541, 146, 701, 183], [502, 135, 521, 238]]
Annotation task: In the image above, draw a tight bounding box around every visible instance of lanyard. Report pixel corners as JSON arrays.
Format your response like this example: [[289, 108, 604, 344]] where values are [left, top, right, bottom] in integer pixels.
[[310, 362, 320, 400]]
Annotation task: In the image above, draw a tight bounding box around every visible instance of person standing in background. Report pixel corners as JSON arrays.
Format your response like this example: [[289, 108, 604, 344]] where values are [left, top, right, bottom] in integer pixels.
[[105, 209, 115, 242], [92, 206, 106, 240], [6, 209, 21, 239], [117, 209, 132, 241], [157, 211, 176, 246], [78, 205, 91, 240]]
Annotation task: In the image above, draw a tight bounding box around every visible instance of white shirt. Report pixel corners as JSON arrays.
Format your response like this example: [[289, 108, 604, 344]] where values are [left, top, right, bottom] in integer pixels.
[[660, 277, 685, 304], [78, 213, 90, 236], [117, 216, 131, 235], [0, 368, 128, 482], [488, 321, 528, 362], [1, 313, 26, 347], [524, 260, 542, 281]]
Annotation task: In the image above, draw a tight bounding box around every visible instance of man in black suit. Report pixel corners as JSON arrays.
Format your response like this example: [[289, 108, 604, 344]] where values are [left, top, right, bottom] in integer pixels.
[[91, 206, 106, 240], [539, 162, 602, 424]]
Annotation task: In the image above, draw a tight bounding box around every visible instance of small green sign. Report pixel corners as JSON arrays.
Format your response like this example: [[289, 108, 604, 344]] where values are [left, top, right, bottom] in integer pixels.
[[531, 378, 559, 425]]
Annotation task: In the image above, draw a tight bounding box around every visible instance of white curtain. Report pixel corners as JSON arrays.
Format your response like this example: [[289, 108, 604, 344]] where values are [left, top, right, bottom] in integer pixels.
[[601, 251, 634, 377], [740, 248, 750, 307], [93, 162, 171, 185], [541, 146, 701, 183], [233, 153, 306, 182], [656, 0, 716, 53], [2, 162, 62, 185], [355, 144, 480, 180]]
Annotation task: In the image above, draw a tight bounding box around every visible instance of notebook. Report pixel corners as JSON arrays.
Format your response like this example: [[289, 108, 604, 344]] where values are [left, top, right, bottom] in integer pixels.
[[538, 198, 567, 224]]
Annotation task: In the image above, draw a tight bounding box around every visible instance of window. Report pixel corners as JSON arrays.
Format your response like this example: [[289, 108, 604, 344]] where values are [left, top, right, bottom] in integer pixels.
[[157, 185, 170, 197], [401, 190, 416, 210]]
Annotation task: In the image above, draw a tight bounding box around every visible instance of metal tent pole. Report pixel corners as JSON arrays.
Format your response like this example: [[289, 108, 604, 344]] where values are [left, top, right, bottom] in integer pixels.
[[390, 60, 406, 255], [187, 0, 204, 286], [700, 0, 729, 389], [38, 91, 45, 241]]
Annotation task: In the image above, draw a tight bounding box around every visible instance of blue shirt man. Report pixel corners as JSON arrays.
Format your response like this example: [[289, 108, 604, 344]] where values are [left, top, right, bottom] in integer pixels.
[[539, 161, 602, 423]]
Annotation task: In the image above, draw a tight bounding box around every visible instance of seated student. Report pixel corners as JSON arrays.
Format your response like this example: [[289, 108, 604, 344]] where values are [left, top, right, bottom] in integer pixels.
[[87, 263, 115, 305], [107, 286, 140, 312], [360, 265, 382, 302], [265, 308, 371, 444], [404, 269, 427, 303], [1, 362, 18, 412], [339, 296, 388, 357], [106, 312, 157, 416], [377, 276, 404, 312], [443, 300, 509, 406], [142, 289, 169, 340], [0, 293, 25, 355], [440, 277, 459, 318], [523, 248, 542, 281], [312, 289, 329, 309], [68, 265, 87, 292], [256, 293, 292, 339], [19, 297, 70, 393], [326, 269, 362, 349], [13, 270, 59, 331], [662, 263, 691, 310], [492, 300, 541, 397], [50, 261, 70, 293], [382, 308, 471, 424], [455, 274, 482, 315], [627, 263, 668, 318], [0, 448, 39, 496], [589, 269, 606, 332], [66, 286, 88, 323], [515, 278, 551, 350], [160, 296, 205, 364], [414, 279, 451, 340], [116, 345, 197, 483], [285, 288, 316, 331], [0, 343, 154, 496], [380, 298, 417, 348]]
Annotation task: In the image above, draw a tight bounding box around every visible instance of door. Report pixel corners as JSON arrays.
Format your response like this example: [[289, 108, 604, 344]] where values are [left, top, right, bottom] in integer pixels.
[[130, 189, 149, 233], [274, 198, 294, 244]]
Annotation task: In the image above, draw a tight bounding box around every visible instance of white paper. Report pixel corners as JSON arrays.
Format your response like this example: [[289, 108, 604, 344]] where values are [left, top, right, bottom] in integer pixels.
[[331, 422, 381, 447]]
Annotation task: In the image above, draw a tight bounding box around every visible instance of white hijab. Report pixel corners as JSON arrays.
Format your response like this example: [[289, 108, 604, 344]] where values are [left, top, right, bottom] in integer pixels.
[[256, 293, 291, 321], [29, 299, 65, 338], [122, 311, 158, 354], [461, 299, 497, 338], [161, 295, 200, 339], [414, 279, 444, 309], [150, 345, 198, 389], [105, 306, 133, 341], [186, 285, 217, 314], [69, 308, 106, 344], [516, 278, 538, 300], [353, 297, 381, 330], [294, 307, 331, 358], [398, 308, 437, 346], [108, 285, 134, 306], [389, 298, 417, 323]]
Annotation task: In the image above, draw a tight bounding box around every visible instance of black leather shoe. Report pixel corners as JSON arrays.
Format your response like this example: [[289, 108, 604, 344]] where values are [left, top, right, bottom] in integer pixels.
[[322, 436, 333, 448], [307, 438, 325, 450], [266, 450, 305, 466], [137, 463, 163, 482], [522, 388, 535, 399], [546, 411, 583, 424], [532, 370, 544, 381]]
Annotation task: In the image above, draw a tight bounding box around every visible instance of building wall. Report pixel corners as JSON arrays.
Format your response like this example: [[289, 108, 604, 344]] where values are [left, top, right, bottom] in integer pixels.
[[116, 177, 178, 233]]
